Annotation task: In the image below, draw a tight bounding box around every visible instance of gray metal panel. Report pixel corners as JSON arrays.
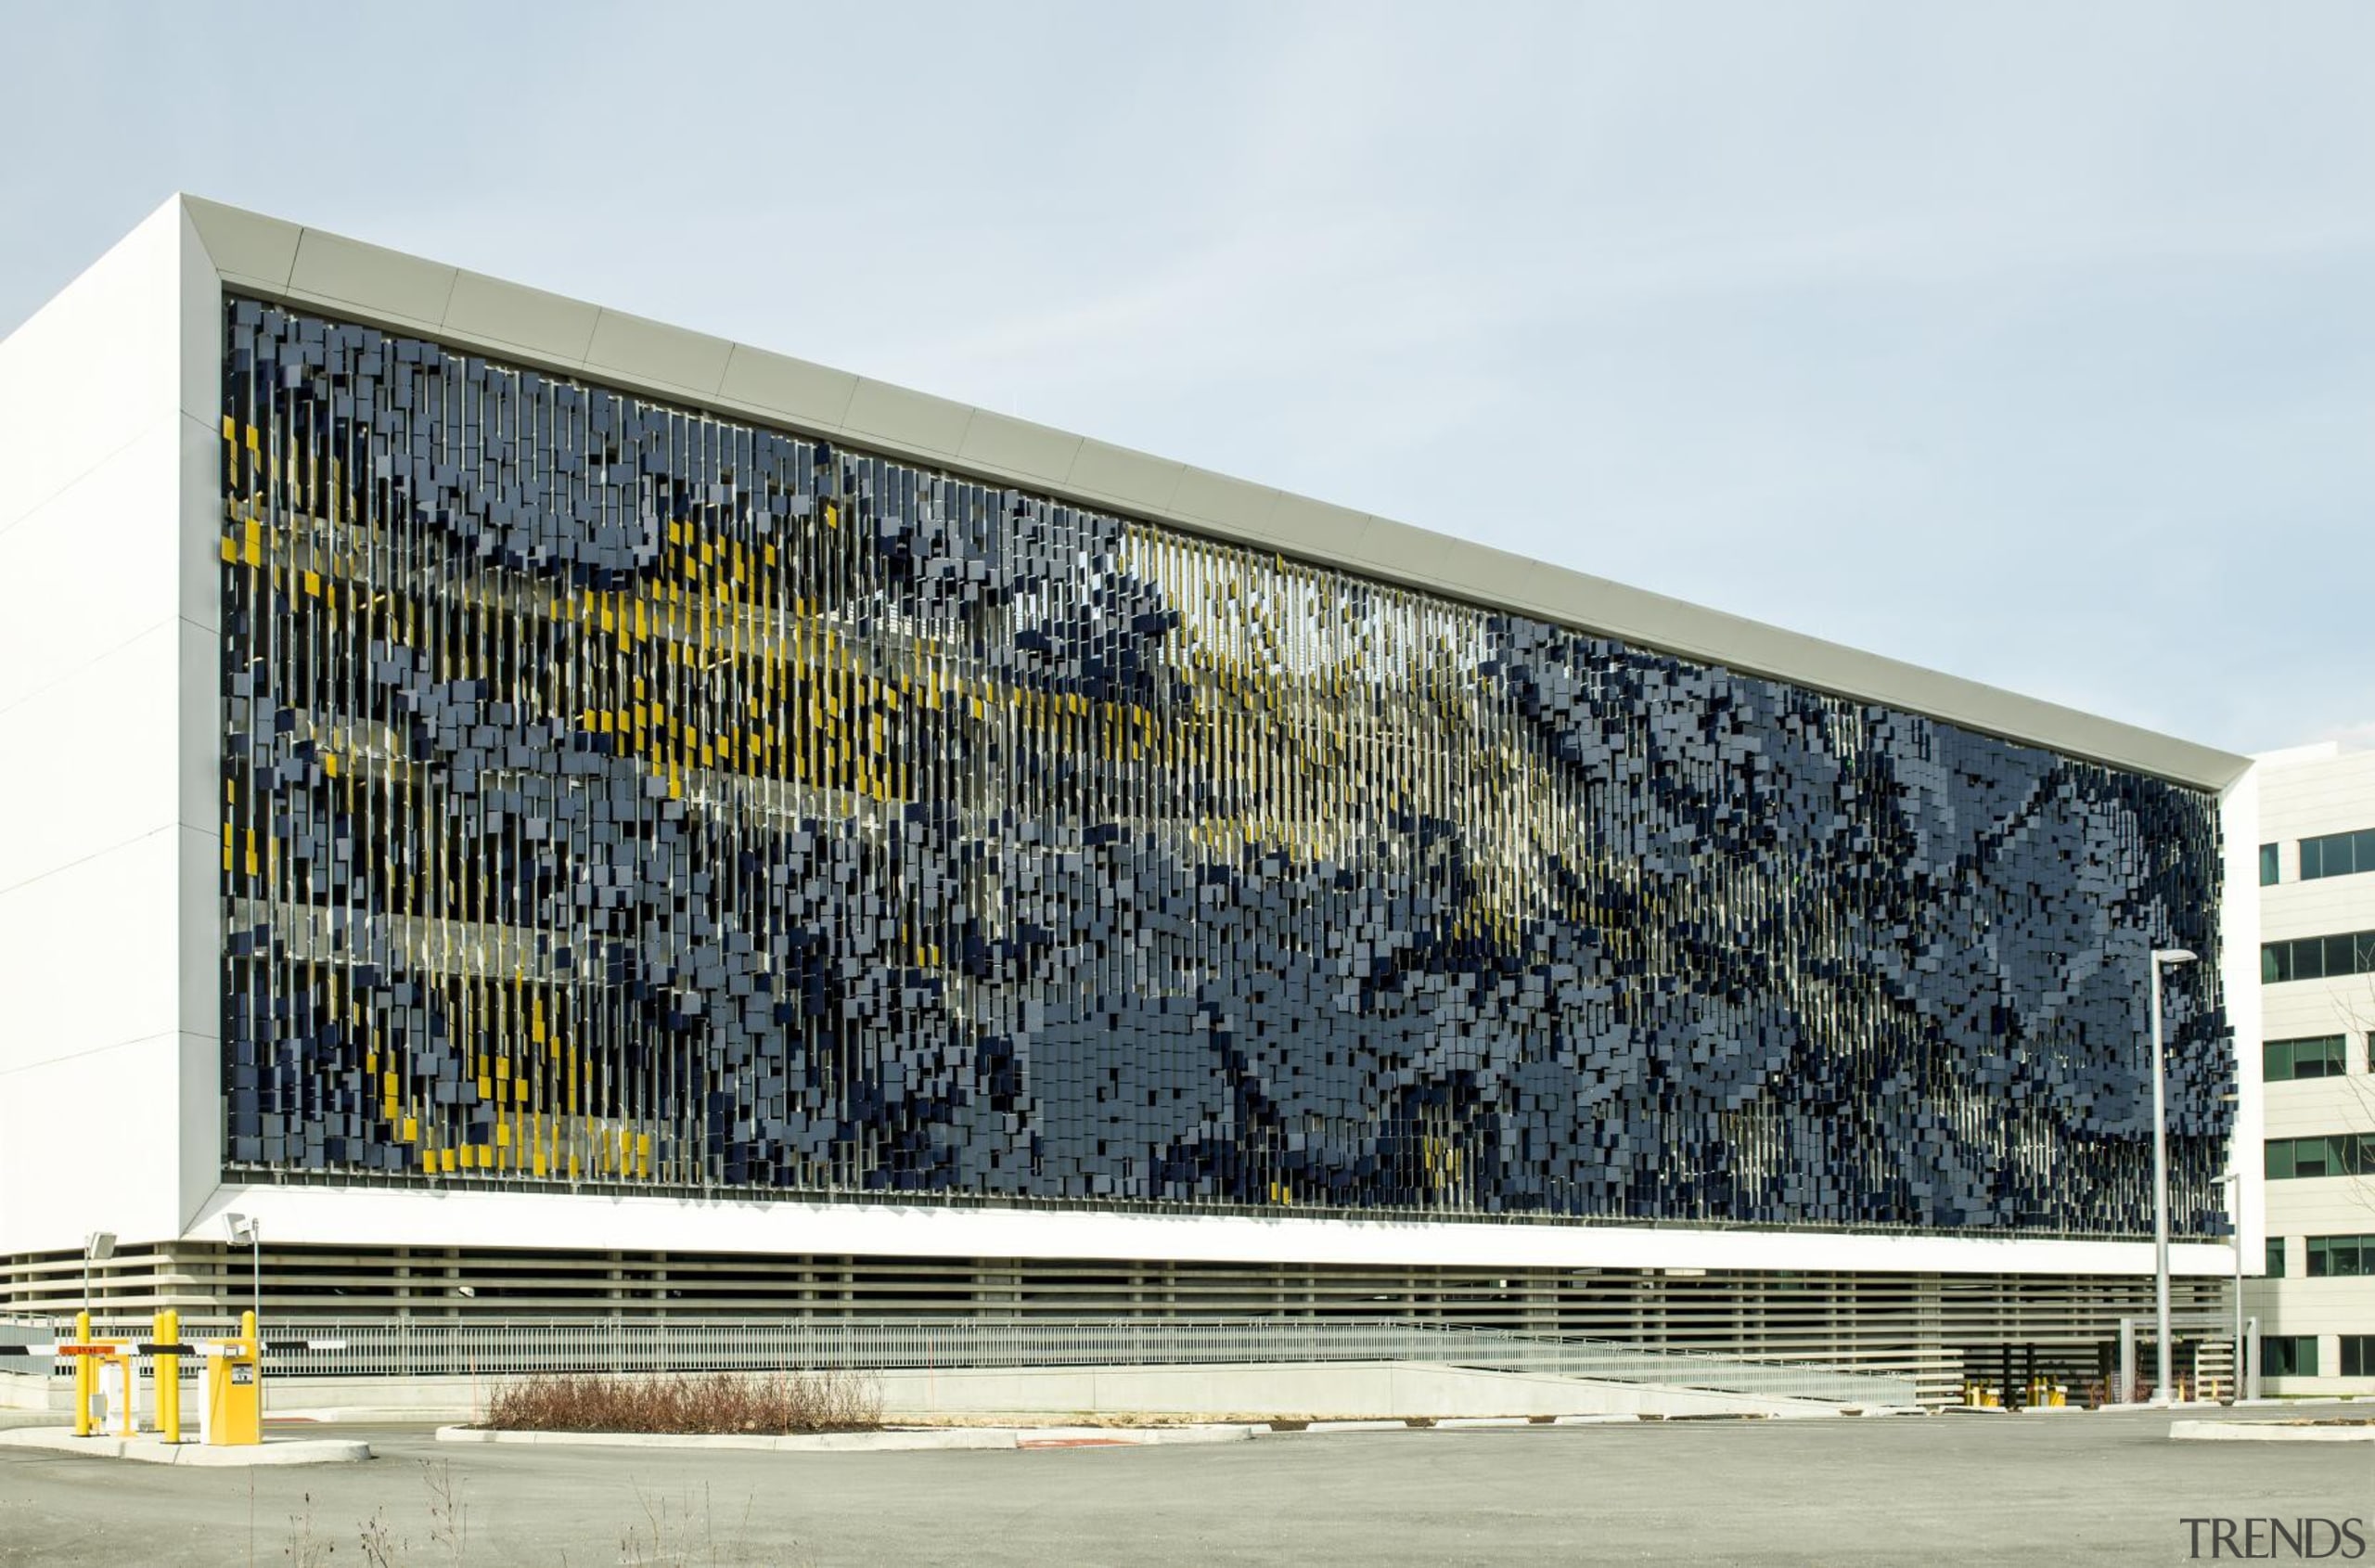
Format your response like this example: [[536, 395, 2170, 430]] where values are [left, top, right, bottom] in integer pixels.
[[173, 194, 2247, 789]]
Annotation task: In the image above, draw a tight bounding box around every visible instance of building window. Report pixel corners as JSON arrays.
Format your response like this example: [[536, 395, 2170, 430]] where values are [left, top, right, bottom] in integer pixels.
[[2261, 843, 2281, 886], [2267, 1238, 2286, 1278], [2262, 930, 2375, 983], [2301, 829, 2375, 882], [2266, 1135, 2375, 1179], [2263, 1336, 2320, 1378], [2343, 1337, 2375, 1378], [2266, 1035, 2348, 1082], [2307, 1236, 2374, 1277]]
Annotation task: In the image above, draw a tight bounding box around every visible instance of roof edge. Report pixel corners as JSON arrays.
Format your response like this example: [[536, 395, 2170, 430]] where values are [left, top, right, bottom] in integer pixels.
[[171, 193, 2250, 791]]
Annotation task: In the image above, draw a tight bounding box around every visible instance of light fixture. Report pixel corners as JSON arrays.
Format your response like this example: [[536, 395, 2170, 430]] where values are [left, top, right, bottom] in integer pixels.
[[82, 1232, 116, 1318]]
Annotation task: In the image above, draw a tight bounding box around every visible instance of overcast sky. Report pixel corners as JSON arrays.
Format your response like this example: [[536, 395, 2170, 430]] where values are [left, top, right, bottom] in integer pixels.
[[5, 3, 2367, 757]]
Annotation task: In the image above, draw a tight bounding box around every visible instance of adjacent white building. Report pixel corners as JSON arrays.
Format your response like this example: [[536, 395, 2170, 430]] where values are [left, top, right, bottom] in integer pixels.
[[2250, 741, 2375, 1394]]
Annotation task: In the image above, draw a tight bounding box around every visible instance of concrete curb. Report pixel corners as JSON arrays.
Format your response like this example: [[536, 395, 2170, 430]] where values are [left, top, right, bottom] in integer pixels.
[[0, 1427, 371, 1466], [2172, 1420, 2375, 1444], [430, 1410, 1926, 1453], [435, 1423, 1263, 1453]]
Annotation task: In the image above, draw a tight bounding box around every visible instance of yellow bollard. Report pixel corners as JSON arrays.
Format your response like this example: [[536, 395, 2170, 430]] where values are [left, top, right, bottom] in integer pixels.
[[155, 1309, 181, 1445], [71, 1311, 92, 1439], [245, 1309, 261, 1429]]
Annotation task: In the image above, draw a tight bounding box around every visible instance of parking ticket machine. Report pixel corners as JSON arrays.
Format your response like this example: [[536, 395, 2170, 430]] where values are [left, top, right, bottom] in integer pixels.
[[202, 1311, 261, 1446]]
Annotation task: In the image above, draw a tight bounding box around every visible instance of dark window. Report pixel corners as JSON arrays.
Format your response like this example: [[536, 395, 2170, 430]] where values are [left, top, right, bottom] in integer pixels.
[[2302, 829, 2375, 881], [2266, 1035, 2347, 1082], [2266, 1135, 2375, 1179], [2267, 1238, 2286, 1278], [2263, 1335, 2320, 1378], [2261, 843, 2281, 886], [2308, 1236, 2372, 1278], [2263, 930, 2375, 983], [2343, 1337, 2375, 1378]]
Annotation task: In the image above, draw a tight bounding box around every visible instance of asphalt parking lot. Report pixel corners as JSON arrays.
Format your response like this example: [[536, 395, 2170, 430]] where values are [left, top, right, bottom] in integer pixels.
[[2, 1406, 2370, 1566]]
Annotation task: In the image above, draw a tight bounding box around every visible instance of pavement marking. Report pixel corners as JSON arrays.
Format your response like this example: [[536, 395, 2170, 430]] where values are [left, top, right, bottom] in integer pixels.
[[1020, 1436, 1135, 1448]]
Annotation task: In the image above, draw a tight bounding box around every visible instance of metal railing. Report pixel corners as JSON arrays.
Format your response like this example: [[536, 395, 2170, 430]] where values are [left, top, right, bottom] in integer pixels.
[[15, 1316, 1915, 1407]]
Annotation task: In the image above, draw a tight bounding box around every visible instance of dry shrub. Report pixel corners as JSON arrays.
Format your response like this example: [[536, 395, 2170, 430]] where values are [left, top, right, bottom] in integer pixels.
[[485, 1369, 882, 1434]]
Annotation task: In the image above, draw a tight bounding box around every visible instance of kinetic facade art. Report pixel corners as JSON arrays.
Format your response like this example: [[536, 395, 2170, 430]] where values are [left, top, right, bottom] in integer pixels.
[[219, 300, 2233, 1236]]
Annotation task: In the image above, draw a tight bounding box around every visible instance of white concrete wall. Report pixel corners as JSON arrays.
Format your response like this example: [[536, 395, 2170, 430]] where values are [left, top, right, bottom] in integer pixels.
[[873, 1361, 1847, 1420], [2221, 763, 2266, 1266], [2248, 743, 2375, 1393], [193, 1177, 2239, 1278], [0, 1362, 1849, 1421], [0, 198, 220, 1257]]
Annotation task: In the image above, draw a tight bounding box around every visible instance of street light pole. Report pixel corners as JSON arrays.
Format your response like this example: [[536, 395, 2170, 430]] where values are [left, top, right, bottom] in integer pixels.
[[2150, 947, 2198, 1408], [224, 1214, 261, 1334], [2219, 1171, 2243, 1404]]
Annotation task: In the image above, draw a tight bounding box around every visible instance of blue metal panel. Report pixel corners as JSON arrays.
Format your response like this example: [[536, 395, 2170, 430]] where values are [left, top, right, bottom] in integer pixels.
[[216, 298, 2230, 1237]]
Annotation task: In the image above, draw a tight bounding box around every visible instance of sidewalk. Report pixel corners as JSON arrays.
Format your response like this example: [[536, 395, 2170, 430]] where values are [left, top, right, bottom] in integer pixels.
[[0, 1426, 370, 1466]]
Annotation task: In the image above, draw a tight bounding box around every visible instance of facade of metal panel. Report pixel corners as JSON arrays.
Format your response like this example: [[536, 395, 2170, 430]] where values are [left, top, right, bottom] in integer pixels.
[[215, 298, 2232, 1236]]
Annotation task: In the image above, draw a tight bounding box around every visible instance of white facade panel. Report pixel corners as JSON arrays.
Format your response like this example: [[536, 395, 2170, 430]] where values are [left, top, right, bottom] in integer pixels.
[[0, 836, 184, 1254], [0, 424, 183, 716], [195, 1180, 2239, 1279], [2219, 765, 2266, 1267], [0, 205, 182, 536], [0, 1032, 191, 1253], [172, 231, 225, 1248], [0, 203, 197, 1260], [0, 623, 177, 893]]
